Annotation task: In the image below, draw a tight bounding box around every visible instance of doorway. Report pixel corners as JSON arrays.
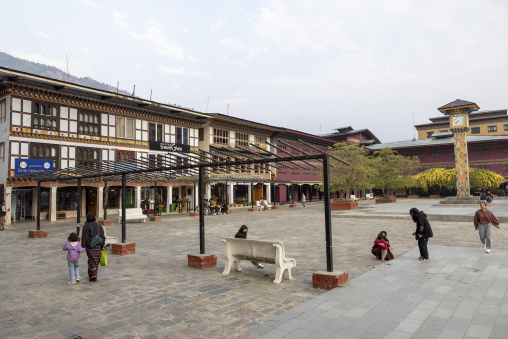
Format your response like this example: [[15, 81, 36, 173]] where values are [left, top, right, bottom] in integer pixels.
[[86, 188, 97, 215]]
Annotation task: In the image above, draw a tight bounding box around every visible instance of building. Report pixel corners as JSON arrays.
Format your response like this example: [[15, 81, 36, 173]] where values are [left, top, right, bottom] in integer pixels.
[[273, 129, 335, 202], [320, 126, 381, 146], [0, 66, 206, 224], [415, 108, 508, 140]]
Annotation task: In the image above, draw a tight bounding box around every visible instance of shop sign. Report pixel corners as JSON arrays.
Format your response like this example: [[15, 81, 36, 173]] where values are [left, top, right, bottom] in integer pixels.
[[14, 159, 53, 176], [149, 141, 190, 153]]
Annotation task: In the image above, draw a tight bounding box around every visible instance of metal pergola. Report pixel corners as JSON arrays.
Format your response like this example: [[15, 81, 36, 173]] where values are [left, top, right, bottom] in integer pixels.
[[17, 142, 347, 272]]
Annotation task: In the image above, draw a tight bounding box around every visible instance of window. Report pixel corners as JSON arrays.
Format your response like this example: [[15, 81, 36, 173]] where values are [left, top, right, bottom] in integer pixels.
[[504, 148, 508, 154], [432, 153, 438, 159], [488, 125, 497, 133], [31, 143, 58, 170], [478, 149, 490, 156], [116, 150, 135, 162], [149, 122, 163, 142], [255, 135, 267, 148], [426, 131, 434, 138], [415, 153, 424, 159], [32, 102, 58, 131], [451, 151, 455, 157], [278, 167, 286, 175], [471, 127, 480, 134], [116, 117, 134, 138], [78, 111, 100, 136], [0, 99, 6, 123], [504, 124, 508, 131], [313, 168, 317, 176], [76, 147, 100, 167], [236, 132, 249, 147], [303, 168, 311, 175], [504, 165, 508, 171], [291, 167, 299, 175], [213, 128, 229, 146]]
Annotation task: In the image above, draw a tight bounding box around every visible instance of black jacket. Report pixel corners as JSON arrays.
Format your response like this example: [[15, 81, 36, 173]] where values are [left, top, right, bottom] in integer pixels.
[[235, 225, 248, 239], [81, 221, 106, 248], [414, 213, 433, 240]]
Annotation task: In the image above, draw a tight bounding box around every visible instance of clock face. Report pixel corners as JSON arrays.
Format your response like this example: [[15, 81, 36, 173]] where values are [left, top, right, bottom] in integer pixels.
[[452, 115, 464, 126]]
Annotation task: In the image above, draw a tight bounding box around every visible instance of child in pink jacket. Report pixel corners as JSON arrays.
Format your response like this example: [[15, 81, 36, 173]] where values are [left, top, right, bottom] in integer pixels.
[[63, 232, 86, 285]]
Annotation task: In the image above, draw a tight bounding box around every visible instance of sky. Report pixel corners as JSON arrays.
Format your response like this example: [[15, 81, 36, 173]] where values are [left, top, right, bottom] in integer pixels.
[[2, 0, 508, 142]]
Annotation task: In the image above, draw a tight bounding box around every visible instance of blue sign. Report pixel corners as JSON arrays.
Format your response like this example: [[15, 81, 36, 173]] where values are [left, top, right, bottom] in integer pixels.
[[15, 159, 54, 176]]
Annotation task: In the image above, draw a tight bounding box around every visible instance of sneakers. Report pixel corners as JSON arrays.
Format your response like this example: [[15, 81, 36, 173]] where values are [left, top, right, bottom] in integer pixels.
[[257, 264, 264, 269], [486, 249, 490, 253], [76, 279, 81, 283]]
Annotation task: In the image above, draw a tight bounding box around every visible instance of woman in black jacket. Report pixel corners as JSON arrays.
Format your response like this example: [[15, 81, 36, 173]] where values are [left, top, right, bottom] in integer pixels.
[[410, 208, 433, 261], [81, 212, 106, 281]]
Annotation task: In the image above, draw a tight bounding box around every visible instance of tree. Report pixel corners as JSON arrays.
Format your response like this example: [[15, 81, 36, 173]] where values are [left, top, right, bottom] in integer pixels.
[[413, 168, 454, 193], [372, 148, 419, 198], [323, 143, 377, 201], [446, 168, 504, 192]]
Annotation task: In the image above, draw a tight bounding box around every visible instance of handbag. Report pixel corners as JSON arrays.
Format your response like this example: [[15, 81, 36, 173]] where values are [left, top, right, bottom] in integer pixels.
[[100, 248, 107, 267], [88, 223, 103, 248]]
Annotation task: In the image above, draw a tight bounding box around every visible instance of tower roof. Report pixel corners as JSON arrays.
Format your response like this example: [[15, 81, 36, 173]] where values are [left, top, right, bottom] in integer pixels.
[[438, 99, 480, 114]]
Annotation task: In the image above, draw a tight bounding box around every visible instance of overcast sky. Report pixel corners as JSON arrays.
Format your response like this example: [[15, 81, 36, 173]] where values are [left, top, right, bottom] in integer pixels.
[[2, 0, 508, 142]]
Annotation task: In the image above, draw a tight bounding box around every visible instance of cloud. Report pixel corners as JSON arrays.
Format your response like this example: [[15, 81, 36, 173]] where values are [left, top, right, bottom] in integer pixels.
[[170, 84, 180, 90], [179, 27, 191, 34], [188, 56, 200, 63], [222, 56, 246, 67], [79, 0, 100, 8], [128, 21, 185, 60], [113, 11, 129, 29], [81, 46, 90, 52], [37, 32, 50, 39], [211, 19, 227, 31], [158, 66, 185, 75], [190, 71, 211, 77], [221, 38, 245, 51]]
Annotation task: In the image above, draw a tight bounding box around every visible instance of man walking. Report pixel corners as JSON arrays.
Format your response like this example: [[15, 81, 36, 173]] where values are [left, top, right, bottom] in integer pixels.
[[0, 200, 10, 231], [302, 194, 306, 208]]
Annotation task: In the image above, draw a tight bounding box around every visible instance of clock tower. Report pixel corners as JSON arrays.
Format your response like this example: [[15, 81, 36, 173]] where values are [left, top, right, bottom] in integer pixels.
[[438, 99, 480, 198]]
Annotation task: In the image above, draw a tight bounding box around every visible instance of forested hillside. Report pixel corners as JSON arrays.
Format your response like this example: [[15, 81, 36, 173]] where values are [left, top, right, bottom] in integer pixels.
[[0, 52, 131, 96]]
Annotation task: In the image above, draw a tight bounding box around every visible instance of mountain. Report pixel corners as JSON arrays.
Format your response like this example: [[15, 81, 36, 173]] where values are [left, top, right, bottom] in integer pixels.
[[0, 51, 131, 96]]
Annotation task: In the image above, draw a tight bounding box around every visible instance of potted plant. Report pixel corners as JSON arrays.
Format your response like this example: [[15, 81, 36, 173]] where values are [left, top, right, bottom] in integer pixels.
[[156, 204, 164, 215]]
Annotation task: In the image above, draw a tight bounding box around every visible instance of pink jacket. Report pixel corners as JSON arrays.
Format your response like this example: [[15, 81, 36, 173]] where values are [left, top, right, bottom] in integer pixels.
[[63, 241, 86, 261]]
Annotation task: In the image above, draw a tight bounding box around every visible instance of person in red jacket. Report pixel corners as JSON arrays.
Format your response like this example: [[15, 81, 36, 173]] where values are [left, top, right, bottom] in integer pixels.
[[474, 202, 501, 253]]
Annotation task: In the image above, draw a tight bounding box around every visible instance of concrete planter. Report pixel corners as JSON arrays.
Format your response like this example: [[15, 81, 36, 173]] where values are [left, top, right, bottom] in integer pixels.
[[376, 198, 397, 204], [330, 201, 359, 210], [407, 195, 420, 199], [429, 195, 441, 199]]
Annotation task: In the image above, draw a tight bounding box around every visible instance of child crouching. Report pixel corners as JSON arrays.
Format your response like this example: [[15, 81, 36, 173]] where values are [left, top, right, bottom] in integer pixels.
[[377, 233, 389, 262], [63, 232, 86, 285]]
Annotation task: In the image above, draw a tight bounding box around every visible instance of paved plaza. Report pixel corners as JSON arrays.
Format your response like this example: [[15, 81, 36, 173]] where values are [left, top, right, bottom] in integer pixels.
[[0, 199, 507, 338]]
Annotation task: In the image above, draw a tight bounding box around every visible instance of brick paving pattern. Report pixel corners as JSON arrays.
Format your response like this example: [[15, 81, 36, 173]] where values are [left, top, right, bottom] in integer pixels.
[[0, 200, 507, 338]]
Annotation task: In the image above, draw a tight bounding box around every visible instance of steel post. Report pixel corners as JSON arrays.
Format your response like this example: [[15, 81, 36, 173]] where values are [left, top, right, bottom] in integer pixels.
[[323, 155, 333, 272]]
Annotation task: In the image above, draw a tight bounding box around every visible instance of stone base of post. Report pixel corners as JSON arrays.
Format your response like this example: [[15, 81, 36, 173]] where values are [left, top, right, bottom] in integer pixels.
[[271, 206, 279, 210], [28, 230, 48, 238], [289, 204, 297, 208], [149, 216, 161, 221], [312, 271, 349, 290], [248, 208, 257, 212], [98, 220, 113, 226], [112, 243, 136, 255], [189, 212, 199, 217], [187, 254, 217, 269]]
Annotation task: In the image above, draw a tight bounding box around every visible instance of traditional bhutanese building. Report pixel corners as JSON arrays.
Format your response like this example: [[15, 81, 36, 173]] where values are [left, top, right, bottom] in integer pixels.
[[0, 66, 206, 224]]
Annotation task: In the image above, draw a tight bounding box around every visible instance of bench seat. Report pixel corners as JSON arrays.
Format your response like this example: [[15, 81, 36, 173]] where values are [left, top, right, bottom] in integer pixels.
[[118, 208, 148, 223], [221, 238, 296, 284]]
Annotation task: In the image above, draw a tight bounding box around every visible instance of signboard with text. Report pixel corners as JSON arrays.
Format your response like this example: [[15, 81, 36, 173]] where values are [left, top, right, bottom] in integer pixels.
[[15, 159, 54, 176], [149, 141, 191, 153]]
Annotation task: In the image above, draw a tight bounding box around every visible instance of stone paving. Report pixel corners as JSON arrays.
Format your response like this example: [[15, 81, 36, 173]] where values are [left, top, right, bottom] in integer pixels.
[[0, 200, 507, 338]]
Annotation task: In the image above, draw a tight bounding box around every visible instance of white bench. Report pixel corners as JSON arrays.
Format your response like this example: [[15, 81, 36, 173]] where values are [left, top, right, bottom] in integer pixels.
[[350, 195, 359, 202], [221, 238, 296, 284], [118, 208, 148, 223], [103, 226, 118, 246], [366, 193, 374, 200]]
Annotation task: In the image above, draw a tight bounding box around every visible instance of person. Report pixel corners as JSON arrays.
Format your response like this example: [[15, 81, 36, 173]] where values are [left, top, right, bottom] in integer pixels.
[[410, 208, 433, 261], [221, 201, 229, 214], [372, 231, 394, 261], [474, 202, 501, 253], [376, 233, 389, 262], [62, 232, 86, 285], [80, 212, 105, 281], [475, 187, 483, 196], [480, 190, 492, 203], [0, 200, 9, 231], [302, 194, 306, 208], [486, 190, 493, 203], [234, 225, 264, 268]]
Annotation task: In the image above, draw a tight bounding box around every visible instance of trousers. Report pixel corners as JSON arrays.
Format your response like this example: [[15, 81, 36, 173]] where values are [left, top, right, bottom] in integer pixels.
[[418, 237, 429, 259], [478, 223, 492, 249]]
